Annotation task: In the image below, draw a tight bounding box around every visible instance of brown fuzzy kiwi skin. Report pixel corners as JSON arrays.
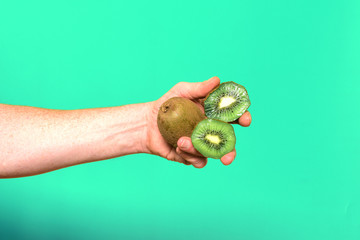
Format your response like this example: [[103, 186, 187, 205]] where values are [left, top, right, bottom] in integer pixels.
[[157, 97, 206, 148]]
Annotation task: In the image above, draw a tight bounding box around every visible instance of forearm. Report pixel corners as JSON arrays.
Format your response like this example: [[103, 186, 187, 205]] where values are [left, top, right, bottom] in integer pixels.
[[0, 103, 151, 178]]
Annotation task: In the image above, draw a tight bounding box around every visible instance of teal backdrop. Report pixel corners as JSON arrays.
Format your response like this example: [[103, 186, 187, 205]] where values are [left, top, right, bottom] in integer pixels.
[[1, 0, 360, 239]]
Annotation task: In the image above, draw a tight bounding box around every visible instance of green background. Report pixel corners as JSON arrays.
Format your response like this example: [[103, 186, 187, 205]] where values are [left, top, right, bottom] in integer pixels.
[[1, 0, 360, 239]]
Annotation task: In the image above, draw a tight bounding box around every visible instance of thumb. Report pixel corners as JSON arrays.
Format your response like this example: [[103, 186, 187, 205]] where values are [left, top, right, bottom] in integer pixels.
[[181, 76, 220, 99]]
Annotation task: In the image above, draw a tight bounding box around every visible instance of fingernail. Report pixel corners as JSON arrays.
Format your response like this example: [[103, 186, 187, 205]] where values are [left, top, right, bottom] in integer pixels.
[[178, 138, 184, 147], [180, 139, 190, 149]]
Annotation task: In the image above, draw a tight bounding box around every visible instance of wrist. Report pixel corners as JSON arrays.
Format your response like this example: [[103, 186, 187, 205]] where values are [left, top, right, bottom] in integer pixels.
[[74, 102, 154, 159], [142, 100, 162, 155], [112, 102, 154, 155], [134, 101, 154, 154]]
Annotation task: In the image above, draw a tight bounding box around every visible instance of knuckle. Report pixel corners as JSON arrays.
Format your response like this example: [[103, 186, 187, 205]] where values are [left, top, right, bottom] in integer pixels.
[[175, 82, 187, 88], [178, 81, 186, 86]]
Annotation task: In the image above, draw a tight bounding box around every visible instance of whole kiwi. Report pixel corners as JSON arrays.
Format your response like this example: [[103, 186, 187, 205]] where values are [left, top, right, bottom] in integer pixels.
[[157, 97, 205, 147]]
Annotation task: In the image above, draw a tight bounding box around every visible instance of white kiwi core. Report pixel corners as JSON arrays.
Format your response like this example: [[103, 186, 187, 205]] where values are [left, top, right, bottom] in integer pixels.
[[205, 134, 221, 144], [218, 96, 236, 109]]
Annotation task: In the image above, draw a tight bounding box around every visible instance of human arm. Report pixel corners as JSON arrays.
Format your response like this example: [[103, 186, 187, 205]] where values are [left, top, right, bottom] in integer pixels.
[[0, 76, 252, 178], [0, 102, 151, 178]]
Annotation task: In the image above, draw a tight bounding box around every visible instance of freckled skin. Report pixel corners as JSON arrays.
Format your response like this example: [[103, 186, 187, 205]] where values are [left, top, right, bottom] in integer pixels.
[[157, 97, 205, 147]]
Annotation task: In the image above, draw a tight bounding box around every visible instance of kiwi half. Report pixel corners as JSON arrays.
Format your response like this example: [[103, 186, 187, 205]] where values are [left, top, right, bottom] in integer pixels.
[[191, 119, 236, 159], [204, 81, 250, 122]]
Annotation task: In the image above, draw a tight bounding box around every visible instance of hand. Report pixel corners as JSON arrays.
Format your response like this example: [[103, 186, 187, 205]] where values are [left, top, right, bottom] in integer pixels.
[[145, 76, 252, 168]]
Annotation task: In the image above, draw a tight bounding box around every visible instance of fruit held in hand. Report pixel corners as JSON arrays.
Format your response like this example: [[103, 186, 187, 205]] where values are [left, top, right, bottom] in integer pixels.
[[204, 81, 251, 122], [157, 97, 205, 147], [191, 119, 236, 159]]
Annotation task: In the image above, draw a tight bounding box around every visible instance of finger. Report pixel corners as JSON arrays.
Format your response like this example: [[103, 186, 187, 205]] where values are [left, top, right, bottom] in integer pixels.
[[177, 137, 203, 157], [238, 111, 252, 127], [220, 149, 236, 165], [230, 111, 252, 126], [175, 155, 192, 165], [166, 148, 191, 165], [176, 148, 208, 168], [181, 76, 220, 99]]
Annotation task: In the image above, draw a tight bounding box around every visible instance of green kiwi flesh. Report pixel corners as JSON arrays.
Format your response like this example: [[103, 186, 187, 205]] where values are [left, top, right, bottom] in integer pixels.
[[157, 97, 205, 147], [204, 81, 250, 122], [191, 119, 236, 159]]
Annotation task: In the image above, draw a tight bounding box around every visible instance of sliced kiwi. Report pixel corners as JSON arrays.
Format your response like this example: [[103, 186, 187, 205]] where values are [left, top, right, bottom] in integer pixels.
[[191, 119, 236, 159], [204, 81, 250, 122]]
